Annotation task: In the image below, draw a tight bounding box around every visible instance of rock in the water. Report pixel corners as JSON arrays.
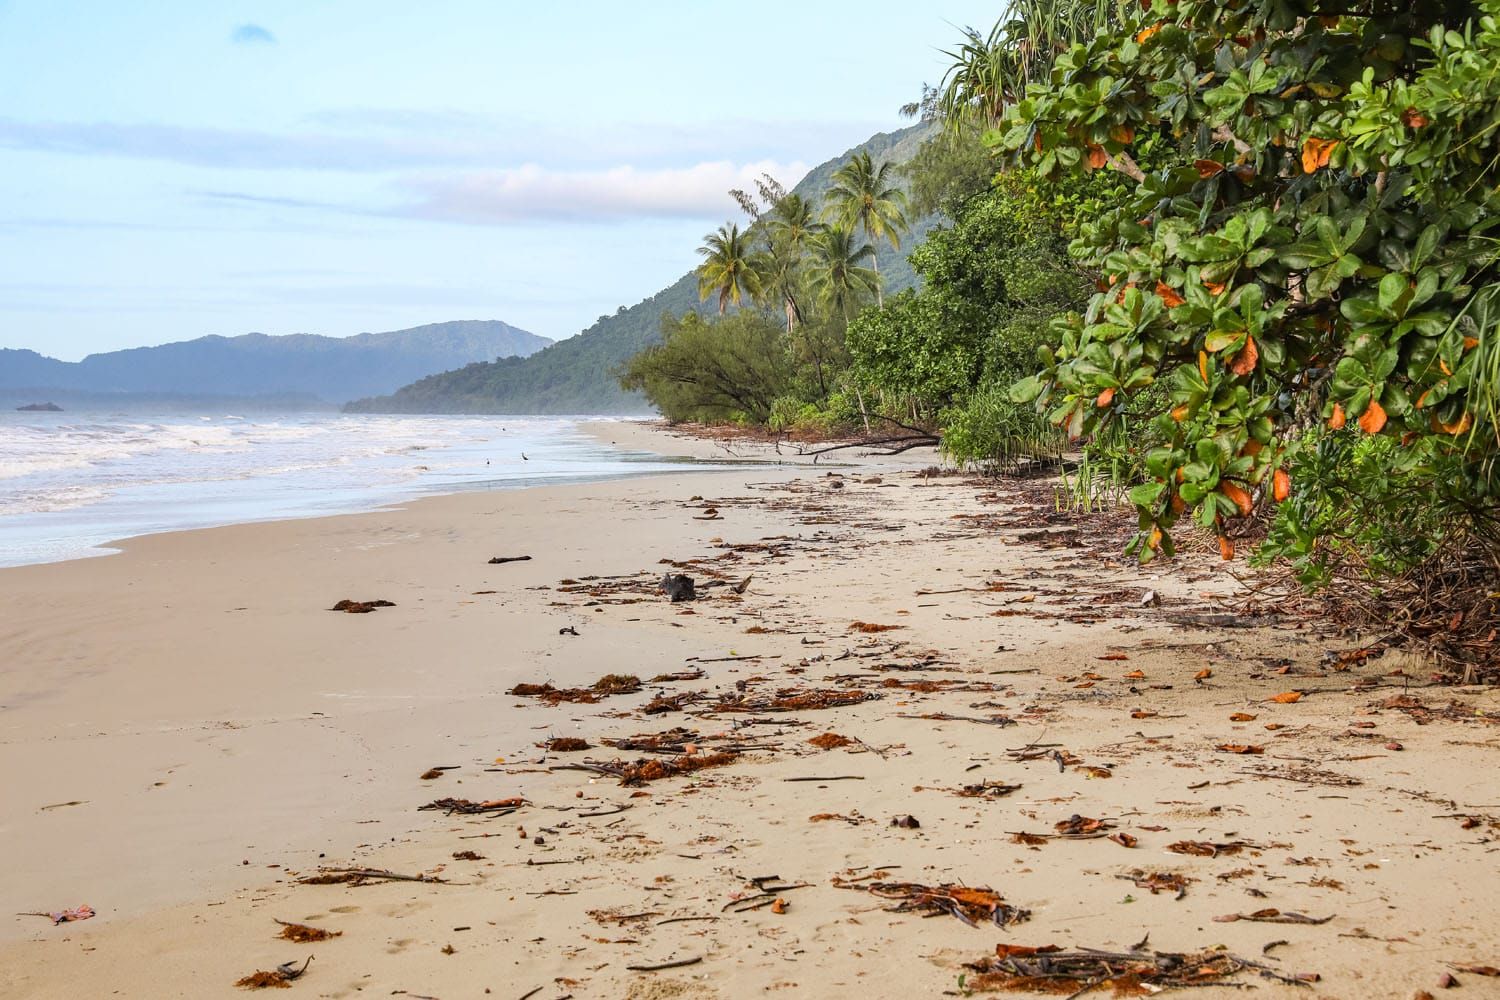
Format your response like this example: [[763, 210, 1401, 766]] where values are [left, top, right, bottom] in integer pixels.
[[16, 402, 62, 412]]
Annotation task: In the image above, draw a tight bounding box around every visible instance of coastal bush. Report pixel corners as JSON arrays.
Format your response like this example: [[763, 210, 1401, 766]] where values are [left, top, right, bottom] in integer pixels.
[[619, 312, 794, 424], [1002, 0, 1500, 580]]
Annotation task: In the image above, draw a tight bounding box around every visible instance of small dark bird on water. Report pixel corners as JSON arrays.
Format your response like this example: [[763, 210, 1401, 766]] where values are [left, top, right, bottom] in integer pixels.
[[521, 453, 529, 461]]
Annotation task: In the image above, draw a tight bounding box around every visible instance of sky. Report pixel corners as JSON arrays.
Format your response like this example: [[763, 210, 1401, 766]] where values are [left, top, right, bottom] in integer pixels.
[[0, 1, 997, 360]]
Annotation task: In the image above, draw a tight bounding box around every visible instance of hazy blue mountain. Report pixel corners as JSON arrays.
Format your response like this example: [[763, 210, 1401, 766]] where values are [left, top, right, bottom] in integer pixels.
[[0, 320, 551, 405], [346, 123, 940, 415]]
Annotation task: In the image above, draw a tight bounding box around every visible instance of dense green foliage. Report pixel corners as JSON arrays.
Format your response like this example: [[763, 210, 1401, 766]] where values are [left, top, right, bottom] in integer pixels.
[[1002, 0, 1499, 577], [619, 312, 794, 423]]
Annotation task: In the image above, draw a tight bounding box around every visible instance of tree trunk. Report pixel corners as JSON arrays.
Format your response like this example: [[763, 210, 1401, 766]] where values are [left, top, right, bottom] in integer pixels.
[[855, 384, 871, 434], [869, 223, 884, 309]]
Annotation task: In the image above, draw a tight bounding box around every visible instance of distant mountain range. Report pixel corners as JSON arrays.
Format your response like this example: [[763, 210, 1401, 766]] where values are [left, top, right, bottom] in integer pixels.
[[346, 123, 940, 415], [1, 321, 551, 407]]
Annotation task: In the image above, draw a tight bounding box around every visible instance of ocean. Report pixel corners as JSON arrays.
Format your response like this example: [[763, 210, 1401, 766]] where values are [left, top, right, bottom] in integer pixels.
[[0, 410, 702, 568]]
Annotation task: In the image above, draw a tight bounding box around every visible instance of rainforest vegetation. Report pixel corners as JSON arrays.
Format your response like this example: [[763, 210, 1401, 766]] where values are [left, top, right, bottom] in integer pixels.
[[622, 0, 1500, 680]]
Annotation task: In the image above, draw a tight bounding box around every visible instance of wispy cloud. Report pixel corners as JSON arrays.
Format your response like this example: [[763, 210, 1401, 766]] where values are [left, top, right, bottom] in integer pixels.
[[398, 160, 809, 225], [0, 113, 876, 174], [230, 23, 276, 45]]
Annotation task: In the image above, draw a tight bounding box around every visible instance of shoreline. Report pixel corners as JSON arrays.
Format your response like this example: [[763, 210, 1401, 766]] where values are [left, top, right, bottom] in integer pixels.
[[3, 421, 1497, 999]]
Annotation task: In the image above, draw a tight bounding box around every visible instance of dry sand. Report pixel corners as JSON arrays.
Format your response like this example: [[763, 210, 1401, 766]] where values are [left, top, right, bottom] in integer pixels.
[[2, 420, 1497, 999]]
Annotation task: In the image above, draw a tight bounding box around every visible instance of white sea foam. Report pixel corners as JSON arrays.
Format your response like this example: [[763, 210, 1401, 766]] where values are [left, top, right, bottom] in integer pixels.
[[0, 411, 686, 567]]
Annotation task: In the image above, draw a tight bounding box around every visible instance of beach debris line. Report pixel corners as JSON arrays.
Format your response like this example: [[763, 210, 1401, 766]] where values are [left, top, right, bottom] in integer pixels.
[[541, 736, 591, 752], [962, 943, 1317, 993], [554, 752, 739, 785], [711, 687, 878, 712], [418, 796, 525, 816], [297, 868, 450, 886], [834, 879, 1030, 928], [507, 673, 642, 704], [17, 903, 94, 925], [328, 599, 395, 614], [235, 956, 312, 990]]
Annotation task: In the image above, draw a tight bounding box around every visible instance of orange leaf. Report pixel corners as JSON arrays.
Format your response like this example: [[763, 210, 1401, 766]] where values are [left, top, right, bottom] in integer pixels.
[[1148, 525, 1163, 550], [1110, 832, 1140, 848], [1096, 387, 1116, 408], [1229, 712, 1257, 722], [1301, 136, 1340, 173], [1110, 124, 1136, 145], [1086, 143, 1108, 170], [1273, 469, 1291, 502], [1125, 669, 1146, 679], [1221, 481, 1254, 517], [1131, 709, 1157, 718], [770, 897, 788, 915], [1269, 691, 1303, 704], [1440, 357, 1453, 376], [1230, 334, 1259, 376], [1099, 652, 1130, 661], [1402, 107, 1430, 128], [1264, 722, 1286, 731], [1136, 22, 1162, 43], [1433, 411, 1474, 435], [1156, 281, 1185, 307], [1218, 535, 1235, 561], [1195, 668, 1214, 682], [1358, 399, 1387, 434], [1216, 744, 1265, 754], [1203, 280, 1228, 296], [1464, 336, 1480, 351], [1170, 493, 1186, 514], [1198, 350, 1210, 382], [1171, 404, 1191, 422], [1329, 402, 1346, 429], [1194, 158, 1225, 178]]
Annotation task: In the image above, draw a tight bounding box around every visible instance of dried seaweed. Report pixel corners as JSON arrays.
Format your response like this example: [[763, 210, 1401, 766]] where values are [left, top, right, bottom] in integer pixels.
[[235, 957, 312, 989], [835, 879, 1030, 928], [712, 688, 877, 713], [274, 920, 339, 943], [808, 732, 854, 749], [964, 944, 1313, 993], [418, 796, 524, 815]]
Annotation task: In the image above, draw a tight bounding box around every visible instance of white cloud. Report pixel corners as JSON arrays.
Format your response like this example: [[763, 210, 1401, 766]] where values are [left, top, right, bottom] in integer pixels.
[[401, 159, 811, 224]]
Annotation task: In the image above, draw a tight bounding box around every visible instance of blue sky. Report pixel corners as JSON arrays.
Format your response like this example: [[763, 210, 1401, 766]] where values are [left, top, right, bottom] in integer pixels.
[[0, 1, 996, 360]]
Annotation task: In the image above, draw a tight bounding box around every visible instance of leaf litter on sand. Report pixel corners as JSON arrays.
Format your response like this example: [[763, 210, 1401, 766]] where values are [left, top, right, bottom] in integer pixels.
[[274, 920, 340, 943], [963, 943, 1316, 993], [235, 957, 312, 990], [833, 879, 1030, 928]]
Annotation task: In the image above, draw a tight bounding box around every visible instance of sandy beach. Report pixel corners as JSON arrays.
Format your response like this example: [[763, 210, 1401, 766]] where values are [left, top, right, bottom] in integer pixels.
[[3, 420, 1497, 999]]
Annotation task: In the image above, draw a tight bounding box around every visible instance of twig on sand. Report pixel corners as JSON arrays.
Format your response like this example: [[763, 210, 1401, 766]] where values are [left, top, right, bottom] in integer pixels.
[[627, 956, 703, 972]]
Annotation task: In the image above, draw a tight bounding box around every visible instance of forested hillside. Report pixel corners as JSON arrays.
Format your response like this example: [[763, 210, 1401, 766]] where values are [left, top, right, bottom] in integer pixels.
[[344, 124, 939, 415]]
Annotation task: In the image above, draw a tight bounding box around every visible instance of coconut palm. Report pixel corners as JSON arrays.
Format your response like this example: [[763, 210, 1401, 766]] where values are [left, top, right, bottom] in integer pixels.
[[823, 151, 908, 308], [696, 222, 759, 315], [807, 225, 878, 323], [758, 194, 825, 331], [933, 2, 1123, 130]]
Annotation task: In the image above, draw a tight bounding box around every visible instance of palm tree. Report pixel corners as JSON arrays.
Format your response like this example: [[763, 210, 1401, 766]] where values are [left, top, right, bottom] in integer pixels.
[[823, 151, 908, 308], [696, 222, 759, 315], [933, 3, 1122, 131], [807, 225, 878, 323], [760, 194, 825, 331]]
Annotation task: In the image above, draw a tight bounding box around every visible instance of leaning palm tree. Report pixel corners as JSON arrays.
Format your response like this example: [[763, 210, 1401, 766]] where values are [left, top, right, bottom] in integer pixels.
[[807, 225, 878, 323], [696, 222, 759, 315], [823, 151, 908, 308]]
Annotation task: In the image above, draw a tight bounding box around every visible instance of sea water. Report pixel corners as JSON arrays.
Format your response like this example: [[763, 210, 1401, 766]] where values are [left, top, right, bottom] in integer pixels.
[[0, 411, 702, 567]]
